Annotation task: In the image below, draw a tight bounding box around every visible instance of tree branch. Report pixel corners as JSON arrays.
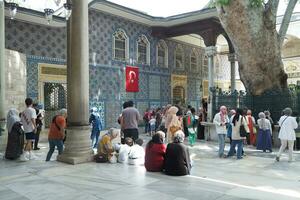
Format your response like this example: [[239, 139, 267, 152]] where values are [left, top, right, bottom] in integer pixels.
[[279, 0, 298, 47], [265, 0, 280, 26]]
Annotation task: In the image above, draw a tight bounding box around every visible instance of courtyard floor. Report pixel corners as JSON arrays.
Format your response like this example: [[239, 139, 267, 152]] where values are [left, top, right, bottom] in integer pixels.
[[0, 133, 300, 200]]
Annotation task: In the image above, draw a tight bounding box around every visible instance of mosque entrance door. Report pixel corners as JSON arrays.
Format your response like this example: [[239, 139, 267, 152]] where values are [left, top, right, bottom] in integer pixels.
[[43, 83, 67, 127], [171, 74, 187, 106], [173, 86, 185, 105], [38, 63, 67, 127]]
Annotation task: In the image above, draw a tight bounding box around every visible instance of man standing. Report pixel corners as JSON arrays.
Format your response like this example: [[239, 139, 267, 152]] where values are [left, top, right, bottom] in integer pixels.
[[46, 109, 67, 161], [20, 98, 37, 160], [121, 100, 140, 142]]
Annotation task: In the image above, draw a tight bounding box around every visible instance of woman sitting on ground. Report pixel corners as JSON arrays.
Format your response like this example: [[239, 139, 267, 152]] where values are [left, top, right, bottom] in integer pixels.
[[144, 131, 166, 172], [95, 128, 119, 163], [117, 137, 133, 163], [164, 130, 191, 176], [128, 138, 145, 165], [256, 112, 272, 153], [5, 108, 24, 160]]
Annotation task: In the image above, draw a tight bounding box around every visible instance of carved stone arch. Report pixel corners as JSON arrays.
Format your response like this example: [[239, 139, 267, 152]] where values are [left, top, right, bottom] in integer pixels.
[[112, 28, 129, 61], [136, 34, 150, 65]]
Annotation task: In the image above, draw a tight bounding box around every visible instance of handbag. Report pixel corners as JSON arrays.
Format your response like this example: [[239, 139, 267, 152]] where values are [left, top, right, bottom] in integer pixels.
[[239, 117, 248, 137], [94, 153, 108, 163]]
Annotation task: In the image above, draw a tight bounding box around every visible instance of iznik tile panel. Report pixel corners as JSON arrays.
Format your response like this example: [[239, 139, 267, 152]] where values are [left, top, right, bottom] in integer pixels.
[[149, 75, 161, 100]]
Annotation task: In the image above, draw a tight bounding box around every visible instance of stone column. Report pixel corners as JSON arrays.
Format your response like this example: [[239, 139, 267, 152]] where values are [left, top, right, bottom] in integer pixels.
[[57, 0, 93, 164], [205, 46, 217, 122], [0, 0, 6, 151], [228, 53, 236, 92]]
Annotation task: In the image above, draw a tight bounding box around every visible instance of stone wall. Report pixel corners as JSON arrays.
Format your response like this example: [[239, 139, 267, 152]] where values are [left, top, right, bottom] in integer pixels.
[[5, 49, 27, 114]]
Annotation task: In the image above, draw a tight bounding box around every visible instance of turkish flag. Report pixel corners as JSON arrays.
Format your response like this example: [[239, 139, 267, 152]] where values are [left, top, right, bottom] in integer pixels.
[[125, 66, 139, 92]]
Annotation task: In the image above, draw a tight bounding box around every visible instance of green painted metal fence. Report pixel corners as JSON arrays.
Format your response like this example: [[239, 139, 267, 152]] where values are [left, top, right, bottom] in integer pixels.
[[212, 87, 300, 123]]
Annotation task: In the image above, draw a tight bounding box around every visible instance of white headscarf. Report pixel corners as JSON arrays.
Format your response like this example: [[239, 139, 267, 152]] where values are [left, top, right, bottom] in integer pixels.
[[6, 108, 21, 133]]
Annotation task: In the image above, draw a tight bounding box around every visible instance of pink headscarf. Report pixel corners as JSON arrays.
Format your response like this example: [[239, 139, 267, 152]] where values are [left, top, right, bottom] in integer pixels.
[[220, 106, 227, 123]]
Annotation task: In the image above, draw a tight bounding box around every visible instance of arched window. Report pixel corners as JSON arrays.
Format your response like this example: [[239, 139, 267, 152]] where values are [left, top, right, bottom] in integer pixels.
[[136, 35, 150, 65], [156, 40, 168, 68], [112, 29, 129, 61], [190, 49, 198, 71], [175, 44, 184, 69]]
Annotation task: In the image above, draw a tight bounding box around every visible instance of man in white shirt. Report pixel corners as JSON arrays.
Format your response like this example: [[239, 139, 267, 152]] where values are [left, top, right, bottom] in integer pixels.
[[20, 98, 37, 160]]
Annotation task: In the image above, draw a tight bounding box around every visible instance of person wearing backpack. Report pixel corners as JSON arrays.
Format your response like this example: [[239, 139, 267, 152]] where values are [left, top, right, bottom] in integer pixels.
[[46, 109, 67, 161], [226, 108, 249, 160]]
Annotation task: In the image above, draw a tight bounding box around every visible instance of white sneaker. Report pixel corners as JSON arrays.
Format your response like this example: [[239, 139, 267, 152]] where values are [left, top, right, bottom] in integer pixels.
[[29, 152, 37, 160], [19, 153, 29, 162]]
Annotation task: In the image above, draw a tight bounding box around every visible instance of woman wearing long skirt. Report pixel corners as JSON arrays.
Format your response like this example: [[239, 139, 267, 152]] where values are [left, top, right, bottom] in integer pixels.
[[5, 109, 24, 160], [256, 112, 272, 152]]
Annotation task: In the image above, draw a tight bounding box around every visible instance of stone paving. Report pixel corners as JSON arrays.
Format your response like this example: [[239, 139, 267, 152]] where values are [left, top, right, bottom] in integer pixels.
[[0, 133, 300, 200]]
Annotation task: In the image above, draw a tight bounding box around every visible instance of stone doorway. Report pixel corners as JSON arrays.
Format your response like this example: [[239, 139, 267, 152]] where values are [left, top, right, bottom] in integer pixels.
[[38, 63, 67, 127], [171, 74, 187, 106], [173, 86, 185, 105]]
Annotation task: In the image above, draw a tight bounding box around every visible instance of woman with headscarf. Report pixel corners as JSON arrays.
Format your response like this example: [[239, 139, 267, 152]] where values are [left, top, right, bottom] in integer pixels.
[[5, 108, 24, 160], [145, 131, 166, 172], [276, 108, 298, 162], [164, 130, 191, 176], [165, 106, 182, 143], [246, 110, 256, 146], [95, 128, 119, 163], [227, 109, 236, 149], [213, 105, 229, 158], [264, 110, 275, 144], [256, 112, 272, 152]]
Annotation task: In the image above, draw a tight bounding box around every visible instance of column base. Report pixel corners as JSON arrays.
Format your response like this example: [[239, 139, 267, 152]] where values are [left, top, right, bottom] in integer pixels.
[[57, 125, 93, 165], [0, 134, 7, 152], [0, 120, 7, 152]]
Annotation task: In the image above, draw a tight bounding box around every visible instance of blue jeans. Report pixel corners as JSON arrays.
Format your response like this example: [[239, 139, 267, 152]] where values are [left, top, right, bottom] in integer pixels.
[[218, 134, 226, 157], [145, 122, 150, 133], [46, 139, 64, 161], [91, 130, 100, 148], [227, 139, 243, 159]]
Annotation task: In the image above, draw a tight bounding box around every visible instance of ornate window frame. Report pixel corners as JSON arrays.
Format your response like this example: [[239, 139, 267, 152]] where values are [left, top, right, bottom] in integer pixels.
[[156, 39, 168, 68], [112, 28, 129, 62], [175, 44, 184, 69], [136, 34, 150, 65]]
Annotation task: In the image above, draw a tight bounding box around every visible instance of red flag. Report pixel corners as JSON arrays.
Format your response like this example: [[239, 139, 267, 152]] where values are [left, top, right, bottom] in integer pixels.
[[125, 66, 139, 92]]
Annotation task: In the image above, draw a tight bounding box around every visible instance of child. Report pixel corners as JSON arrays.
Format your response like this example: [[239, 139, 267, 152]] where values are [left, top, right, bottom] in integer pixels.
[[149, 115, 156, 136], [128, 138, 145, 165], [117, 137, 133, 163]]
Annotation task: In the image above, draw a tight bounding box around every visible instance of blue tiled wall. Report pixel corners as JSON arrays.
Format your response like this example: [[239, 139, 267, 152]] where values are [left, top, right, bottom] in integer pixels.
[[6, 10, 204, 128]]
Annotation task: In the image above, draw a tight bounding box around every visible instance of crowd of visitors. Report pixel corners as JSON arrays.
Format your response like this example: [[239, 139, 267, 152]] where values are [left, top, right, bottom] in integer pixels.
[[3, 97, 300, 175]]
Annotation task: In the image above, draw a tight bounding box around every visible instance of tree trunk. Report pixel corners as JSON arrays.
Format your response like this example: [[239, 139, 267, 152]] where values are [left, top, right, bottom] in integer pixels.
[[216, 0, 288, 95]]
